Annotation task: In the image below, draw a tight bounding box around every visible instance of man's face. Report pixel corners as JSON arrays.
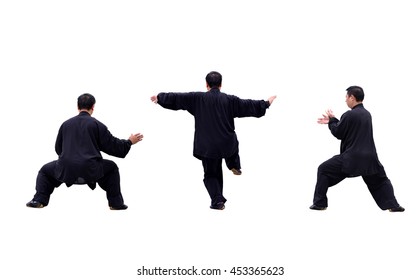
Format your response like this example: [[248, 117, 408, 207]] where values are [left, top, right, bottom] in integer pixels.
[[345, 94, 354, 108]]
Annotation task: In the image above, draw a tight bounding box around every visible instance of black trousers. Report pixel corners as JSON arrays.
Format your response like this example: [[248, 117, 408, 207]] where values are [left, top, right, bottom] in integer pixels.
[[32, 159, 124, 207], [201, 152, 240, 206], [313, 155, 401, 210]]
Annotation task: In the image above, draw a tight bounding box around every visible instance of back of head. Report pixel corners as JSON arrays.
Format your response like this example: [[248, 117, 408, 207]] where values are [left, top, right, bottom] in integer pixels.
[[346, 86, 364, 102], [206, 71, 222, 89], [78, 93, 96, 110]]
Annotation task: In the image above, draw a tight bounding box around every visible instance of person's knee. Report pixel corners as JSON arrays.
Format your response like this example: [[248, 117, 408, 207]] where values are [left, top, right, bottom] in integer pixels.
[[39, 161, 55, 174], [104, 160, 119, 173], [110, 162, 119, 172], [317, 163, 328, 174], [318, 157, 341, 174]]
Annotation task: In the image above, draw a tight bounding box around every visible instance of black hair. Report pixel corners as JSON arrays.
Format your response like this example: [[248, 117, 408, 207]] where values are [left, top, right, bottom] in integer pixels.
[[346, 86, 364, 102], [77, 93, 96, 110], [205, 71, 222, 88]]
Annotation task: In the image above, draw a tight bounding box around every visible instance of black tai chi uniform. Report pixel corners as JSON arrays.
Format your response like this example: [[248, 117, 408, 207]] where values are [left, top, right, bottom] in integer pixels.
[[31, 111, 133, 207], [157, 88, 271, 207], [313, 103, 402, 210]]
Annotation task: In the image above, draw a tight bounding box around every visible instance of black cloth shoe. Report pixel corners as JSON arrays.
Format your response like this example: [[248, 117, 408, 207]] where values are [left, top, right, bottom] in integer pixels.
[[109, 204, 128, 210], [388, 206, 405, 212], [26, 200, 44, 208], [309, 204, 327, 210], [210, 202, 225, 210], [230, 168, 242, 175]]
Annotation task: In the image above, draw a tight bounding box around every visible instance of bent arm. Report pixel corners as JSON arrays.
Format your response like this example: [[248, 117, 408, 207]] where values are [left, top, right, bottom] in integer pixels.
[[328, 115, 347, 139], [97, 123, 133, 158]]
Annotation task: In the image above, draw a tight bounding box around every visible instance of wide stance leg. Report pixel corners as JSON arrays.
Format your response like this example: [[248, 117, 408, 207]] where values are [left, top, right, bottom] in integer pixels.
[[313, 156, 346, 207], [32, 161, 63, 206], [362, 168, 401, 210], [97, 159, 125, 208], [201, 157, 226, 207]]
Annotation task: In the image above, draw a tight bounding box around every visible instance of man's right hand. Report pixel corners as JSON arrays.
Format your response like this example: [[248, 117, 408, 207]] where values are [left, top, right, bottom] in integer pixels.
[[129, 133, 144, 145]]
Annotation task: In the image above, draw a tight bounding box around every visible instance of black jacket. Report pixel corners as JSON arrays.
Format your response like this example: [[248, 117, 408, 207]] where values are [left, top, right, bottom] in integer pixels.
[[157, 88, 270, 159], [328, 103, 382, 176], [54, 111, 132, 187]]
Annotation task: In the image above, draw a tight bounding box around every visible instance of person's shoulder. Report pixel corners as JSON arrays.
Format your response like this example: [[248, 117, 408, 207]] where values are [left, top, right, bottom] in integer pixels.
[[212, 91, 236, 102], [90, 116, 105, 126], [221, 92, 237, 99], [62, 114, 80, 124], [86, 117, 108, 132], [353, 103, 365, 110], [351, 104, 369, 114], [358, 105, 372, 116], [77, 113, 103, 125], [187, 91, 205, 100], [77, 113, 97, 121], [346, 104, 370, 119], [340, 109, 354, 119]]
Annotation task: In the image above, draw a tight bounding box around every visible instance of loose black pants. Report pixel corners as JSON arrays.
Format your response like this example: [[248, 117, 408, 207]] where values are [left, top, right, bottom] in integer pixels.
[[313, 155, 401, 210], [201, 152, 240, 207], [32, 159, 125, 207]]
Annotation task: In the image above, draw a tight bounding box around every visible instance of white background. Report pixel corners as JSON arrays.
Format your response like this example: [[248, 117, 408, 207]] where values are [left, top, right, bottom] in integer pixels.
[[1, 0, 419, 279]]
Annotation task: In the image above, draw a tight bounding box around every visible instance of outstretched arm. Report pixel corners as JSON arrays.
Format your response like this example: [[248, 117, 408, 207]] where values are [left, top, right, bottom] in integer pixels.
[[150, 92, 195, 112], [234, 96, 272, 118]]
